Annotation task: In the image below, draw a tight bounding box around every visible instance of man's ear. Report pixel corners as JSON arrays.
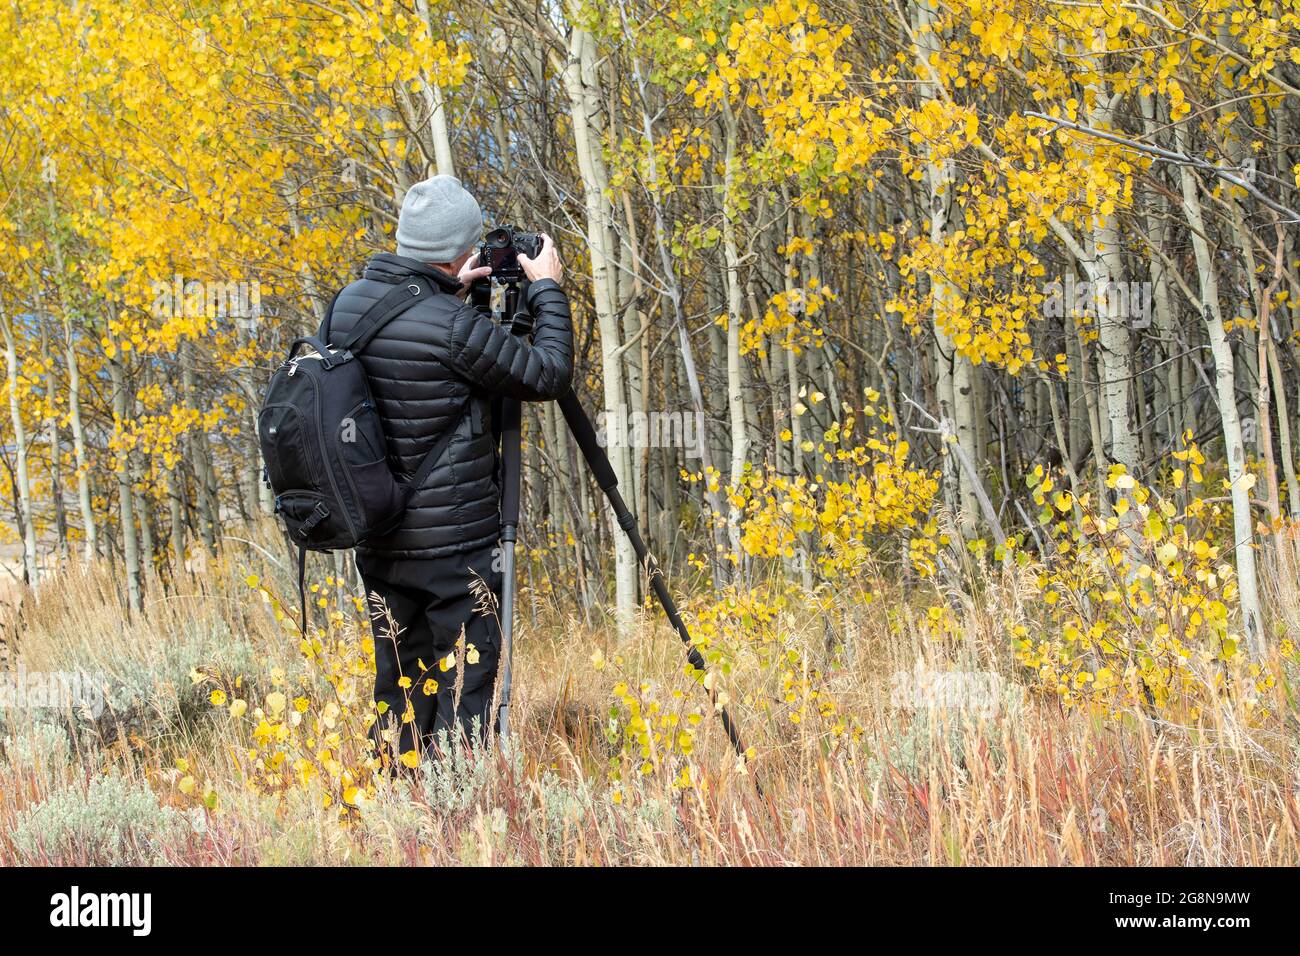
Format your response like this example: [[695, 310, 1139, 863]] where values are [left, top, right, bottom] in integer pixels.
[[428, 260, 459, 278]]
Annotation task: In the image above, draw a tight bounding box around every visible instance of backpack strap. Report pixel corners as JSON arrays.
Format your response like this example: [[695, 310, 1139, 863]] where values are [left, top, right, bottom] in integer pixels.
[[293, 501, 332, 635], [320, 277, 433, 361], [315, 288, 344, 341], [400, 400, 471, 500], [285, 335, 340, 366], [296, 545, 309, 635]]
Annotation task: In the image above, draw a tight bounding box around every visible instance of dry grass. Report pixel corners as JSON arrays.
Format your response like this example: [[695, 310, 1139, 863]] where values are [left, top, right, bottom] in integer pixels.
[[0, 525, 1296, 866]]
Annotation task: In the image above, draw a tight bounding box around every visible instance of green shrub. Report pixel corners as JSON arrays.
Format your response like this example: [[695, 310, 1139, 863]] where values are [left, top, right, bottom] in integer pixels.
[[10, 773, 190, 865], [3, 721, 72, 779]]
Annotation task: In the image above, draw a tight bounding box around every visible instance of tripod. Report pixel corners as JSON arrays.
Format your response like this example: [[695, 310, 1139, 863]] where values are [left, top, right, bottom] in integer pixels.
[[482, 278, 753, 769]]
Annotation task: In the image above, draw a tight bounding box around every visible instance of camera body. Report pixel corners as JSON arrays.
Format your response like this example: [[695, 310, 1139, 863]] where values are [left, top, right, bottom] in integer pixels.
[[478, 226, 542, 284]]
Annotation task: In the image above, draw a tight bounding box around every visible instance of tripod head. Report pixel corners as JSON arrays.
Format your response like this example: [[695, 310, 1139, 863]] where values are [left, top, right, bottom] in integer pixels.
[[469, 276, 534, 337]]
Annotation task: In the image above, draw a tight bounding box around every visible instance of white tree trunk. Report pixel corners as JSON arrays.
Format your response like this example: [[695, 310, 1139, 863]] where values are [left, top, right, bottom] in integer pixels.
[[1, 307, 38, 584], [559, 14, 637, 632], [65, 338, 95, 559], [1088, 41, 1138, 477], [914, 0, 978, 533], [107, 353, 141, 613], [427, 81, 456, 178], [721, 106, 748, 561], [43, 184, 97, 560], [1176, 125, 1265, 657], [414, 0, 457, 178]]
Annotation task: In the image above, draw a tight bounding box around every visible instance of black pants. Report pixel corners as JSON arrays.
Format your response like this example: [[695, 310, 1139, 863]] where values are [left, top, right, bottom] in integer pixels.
[[357, 542, 502, 758]]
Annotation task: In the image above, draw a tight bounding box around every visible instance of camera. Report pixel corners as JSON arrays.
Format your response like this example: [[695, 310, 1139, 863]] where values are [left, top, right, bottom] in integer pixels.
[[478, 225, 542, 284]]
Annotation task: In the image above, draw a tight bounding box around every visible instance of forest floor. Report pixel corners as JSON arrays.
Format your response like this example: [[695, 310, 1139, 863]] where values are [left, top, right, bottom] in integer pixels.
[[0, 523, 1297, 866]]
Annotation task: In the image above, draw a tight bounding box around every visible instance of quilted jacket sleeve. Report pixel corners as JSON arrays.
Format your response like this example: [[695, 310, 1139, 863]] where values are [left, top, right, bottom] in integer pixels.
[[446, 278, 574, 400]]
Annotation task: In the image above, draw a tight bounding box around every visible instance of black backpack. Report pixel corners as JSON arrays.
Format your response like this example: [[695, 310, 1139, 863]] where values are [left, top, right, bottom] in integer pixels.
[[258, 276, 465, 630]]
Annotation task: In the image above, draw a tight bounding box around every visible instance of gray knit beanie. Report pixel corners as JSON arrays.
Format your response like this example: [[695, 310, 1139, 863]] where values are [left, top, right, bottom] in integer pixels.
[[395, 175, 483, 262]]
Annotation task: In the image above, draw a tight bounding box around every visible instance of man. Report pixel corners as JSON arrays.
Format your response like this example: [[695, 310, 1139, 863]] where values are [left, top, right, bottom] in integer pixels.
[[322, 174, 573, 758]]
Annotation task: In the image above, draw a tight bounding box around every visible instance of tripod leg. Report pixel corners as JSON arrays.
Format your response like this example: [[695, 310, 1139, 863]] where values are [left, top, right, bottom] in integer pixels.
[[556, 390, 755, 771], [496, 395, 522, 741]]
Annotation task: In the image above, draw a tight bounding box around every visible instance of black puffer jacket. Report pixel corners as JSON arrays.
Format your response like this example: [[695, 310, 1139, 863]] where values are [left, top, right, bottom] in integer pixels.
[[321, 253, 573, 559]]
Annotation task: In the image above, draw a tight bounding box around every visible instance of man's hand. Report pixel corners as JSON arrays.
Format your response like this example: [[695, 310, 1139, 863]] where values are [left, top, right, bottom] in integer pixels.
[[518, 233, 563, 285], [456, 252, 492, 297]]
